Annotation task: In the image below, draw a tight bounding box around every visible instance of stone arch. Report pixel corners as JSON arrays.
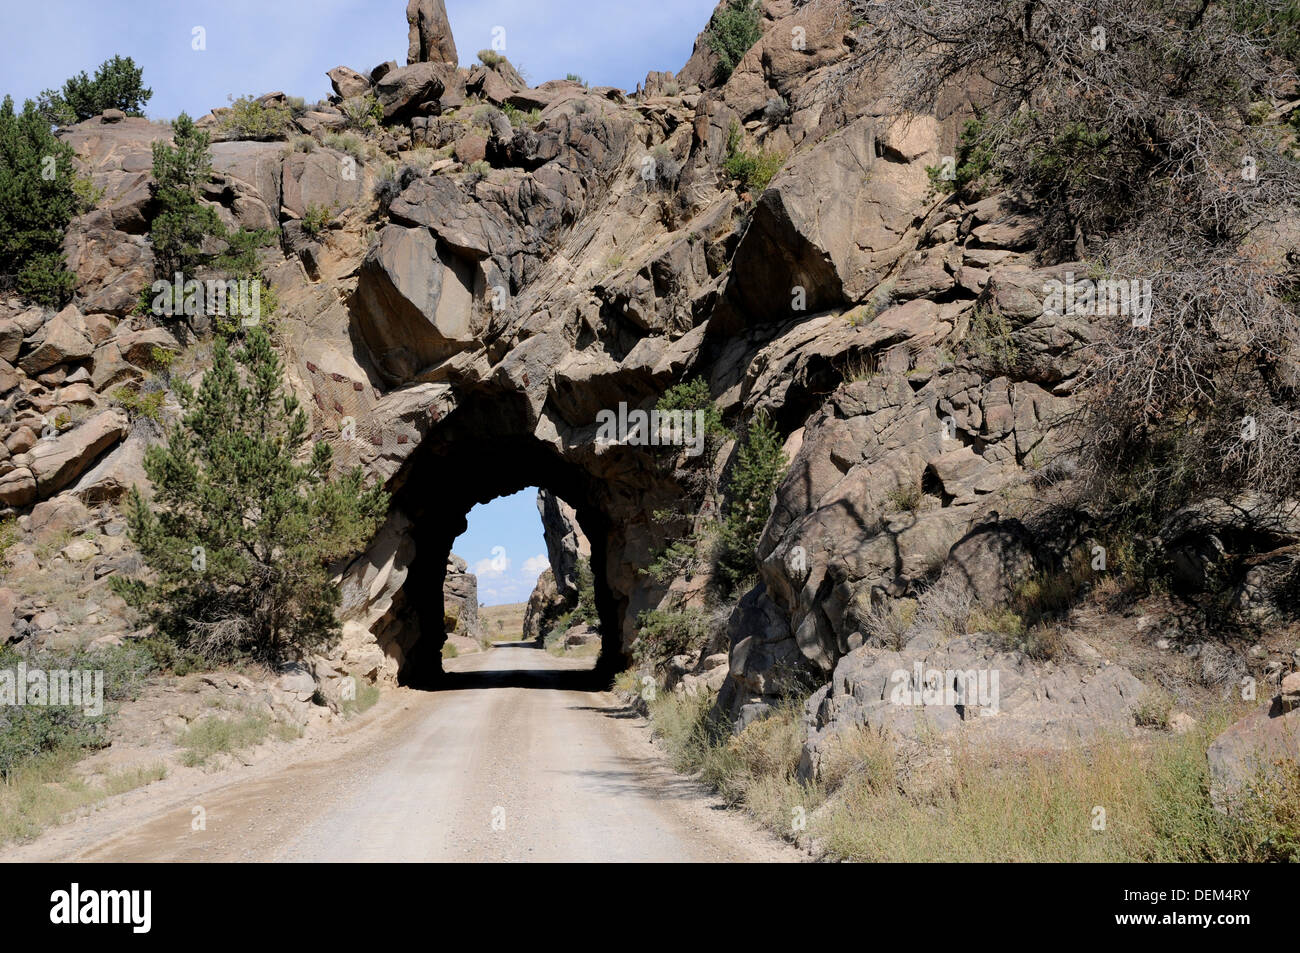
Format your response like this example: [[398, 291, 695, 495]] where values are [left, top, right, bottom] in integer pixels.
[[384, 394, 630, 687]]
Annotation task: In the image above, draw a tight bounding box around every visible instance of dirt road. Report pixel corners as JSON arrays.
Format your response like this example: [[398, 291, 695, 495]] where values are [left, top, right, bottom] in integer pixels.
[[5, 644, 797, 863]]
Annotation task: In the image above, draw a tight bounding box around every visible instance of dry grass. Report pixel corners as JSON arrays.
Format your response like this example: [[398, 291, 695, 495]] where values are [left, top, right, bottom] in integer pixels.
[[176, 712, 293, 767], [816, 716, 1297, 862], [649, 690, 822, 838], [647, 688, 1299, 862], [479, 602, 528, 642], [340, 676, 380, 718], [0, 750, 165, 846]]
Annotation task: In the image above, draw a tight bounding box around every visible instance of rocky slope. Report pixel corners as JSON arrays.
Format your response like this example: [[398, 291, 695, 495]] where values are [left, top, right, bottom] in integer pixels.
[[1, 0, 1296, 802]]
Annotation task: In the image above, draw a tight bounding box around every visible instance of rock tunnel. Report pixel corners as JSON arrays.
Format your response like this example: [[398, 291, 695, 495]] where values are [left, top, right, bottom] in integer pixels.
[[376, 383, 656, 688]]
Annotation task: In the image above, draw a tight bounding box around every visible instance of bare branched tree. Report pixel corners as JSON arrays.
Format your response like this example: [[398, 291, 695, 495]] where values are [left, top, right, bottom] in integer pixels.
[[843, 0, 1300, 529]]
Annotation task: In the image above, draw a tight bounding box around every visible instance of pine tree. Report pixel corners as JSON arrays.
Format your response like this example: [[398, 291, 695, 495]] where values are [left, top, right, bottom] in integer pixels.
[[149, 112, 223, 277], [124, 327, 388, 663], [0, 95, 79, 306], [36, 55, 152, 125], [717, 411, 787, 593]]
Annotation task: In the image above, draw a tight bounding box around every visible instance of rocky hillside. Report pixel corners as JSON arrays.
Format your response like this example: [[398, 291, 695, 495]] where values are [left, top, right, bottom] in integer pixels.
[[1, 0, 1298, 826]]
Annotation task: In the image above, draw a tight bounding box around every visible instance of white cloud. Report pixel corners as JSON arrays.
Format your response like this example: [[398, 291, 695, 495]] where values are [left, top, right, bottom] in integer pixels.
[[522, 554, 550, 576], [473, 550, 510, 578]]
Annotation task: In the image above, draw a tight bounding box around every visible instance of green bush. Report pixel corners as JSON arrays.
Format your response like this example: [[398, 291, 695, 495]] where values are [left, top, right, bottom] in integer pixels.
[[634, 607, 711, 665], [723, 120, 784, 193], [35, 55, 152, 125], [16, 252, 77, 307], [0, 643, 156, 779], [500, 103, 542, 128], [645, 379, 734, 583], [477, 50, 505, 68], [573, 560, 600, 626], [211, 226, 277, 275], [0, 96, 81, 306], [339, 93, 383, 132], [301, 203, 334, 239], [220, 95, 293, 140], [706, 0, 763, 83], [322, 131, 366, 163], [964, 307, 1018, 375], [111, 383, 166, 424], [656, 378, 730, 450], [123, 327, 389, 664], [927, 117, 996, 196]]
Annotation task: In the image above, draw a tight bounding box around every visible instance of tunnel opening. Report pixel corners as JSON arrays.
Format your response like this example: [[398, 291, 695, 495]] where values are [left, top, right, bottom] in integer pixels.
[[389, 425, 624, 688], [445, 488, 549, 648]]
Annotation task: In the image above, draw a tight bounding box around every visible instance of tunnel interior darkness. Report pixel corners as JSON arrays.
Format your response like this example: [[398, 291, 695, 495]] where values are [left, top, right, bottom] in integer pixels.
[[391, 421, 624, 688]]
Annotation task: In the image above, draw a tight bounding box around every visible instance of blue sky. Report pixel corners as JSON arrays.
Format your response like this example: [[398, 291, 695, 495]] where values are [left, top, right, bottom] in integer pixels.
[[454, 489, 552, 606], [0, 0, 717, 120]]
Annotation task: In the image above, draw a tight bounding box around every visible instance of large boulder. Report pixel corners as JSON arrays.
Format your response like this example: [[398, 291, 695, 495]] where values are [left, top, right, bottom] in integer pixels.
[[1207, 699, 1300, 809], [523, 568, 566, 641], [0, 319, 23, 363], [937, 521, 1040, 607], [722, 114, 939, 323], [443, 553, 480, 636], [26, 409, 128, 497], [336, 510, 417, 682], [0, 467, 37, 506], [351, 225, 480, 382], [406, 0, 458, 65], [799, 632, 1146, 780], [376, 62, 450, 120], [63, 215, 154, 315], [327, 66, 372, 99], [210, 141, 286, 231], [17, 305, 93, 374], [281, 149, 367, 218]]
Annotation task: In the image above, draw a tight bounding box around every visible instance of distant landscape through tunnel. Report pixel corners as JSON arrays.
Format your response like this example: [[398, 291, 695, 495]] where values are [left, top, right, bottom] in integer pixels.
[[390, 407, 624, 687]]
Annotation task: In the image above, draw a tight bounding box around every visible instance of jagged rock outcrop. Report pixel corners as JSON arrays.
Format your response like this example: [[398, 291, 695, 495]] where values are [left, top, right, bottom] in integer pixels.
[[0, 1, 1106, 688], [442, 552, 480, 638], [537, 489, 590, 601], [523, 567, 564, 642], [406, 0, 458, 66]]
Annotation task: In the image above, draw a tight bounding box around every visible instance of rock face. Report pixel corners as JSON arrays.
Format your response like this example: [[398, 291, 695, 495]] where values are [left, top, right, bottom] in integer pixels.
[[443, 553, 480, 638], [523, 568, 564, 641], [375, 63, 451, 121], [537, 488, 590, 601], [351, 224, 479, 380], [797, 632, 1146, 780], [406, 0, 458, 65], [2, 0, 1090, 693]]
